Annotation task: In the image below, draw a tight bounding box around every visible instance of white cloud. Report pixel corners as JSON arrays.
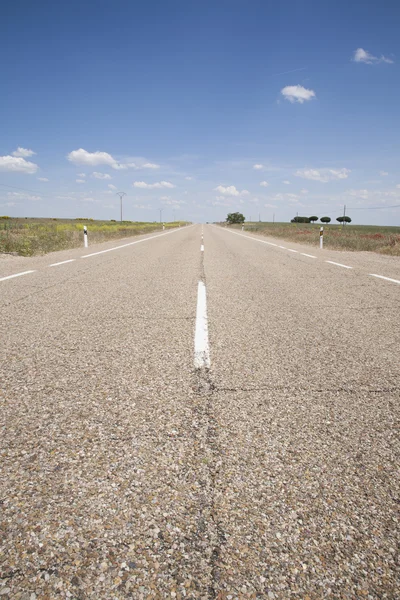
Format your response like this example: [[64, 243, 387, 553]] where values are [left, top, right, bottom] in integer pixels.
[[12, 147, 36, 157], [76, 179, 86, 183], [295, 168, 351, 182], [78, 173, 86, 177], [0, 155, 38, 174], [353, 48, 394, 65], [92, 172, 112, 180], [185, 176, 193, 180], [260, 181, 269, 187], [212, 199, 232, 207], [0, 201, 17, 207], [7, 192, 41, 201], [133, 203, 152, 209], [253, 164, 264, 170], [348, 189, 369, 199], [161, 199, 186, 205], [108, 184, 117, 190], [214, 185, 249, 197], [379, 171, 389, 176], [37, 177, 49, 182], [142, 163, 160, 169], [160, 196, 171, 201], [133, 181, 176, 189], [283, 180, 291, 185], [397, 184, 400, 189], [82, 197, 98, 203], [281, 85, 316, 104], [67, 148, 138, 171], [300, 188, 308, 194]]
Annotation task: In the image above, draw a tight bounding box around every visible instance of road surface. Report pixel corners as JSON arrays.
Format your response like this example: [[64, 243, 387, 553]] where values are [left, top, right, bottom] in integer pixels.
[[1, 224, 399, 599]]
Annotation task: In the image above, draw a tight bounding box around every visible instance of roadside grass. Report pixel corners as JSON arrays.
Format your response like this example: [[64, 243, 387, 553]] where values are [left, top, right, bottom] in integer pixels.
[[229, 222, 400, 255], [0, 217, 187, 256]]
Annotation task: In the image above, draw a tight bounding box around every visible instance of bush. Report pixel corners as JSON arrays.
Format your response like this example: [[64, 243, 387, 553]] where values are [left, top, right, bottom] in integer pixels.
[[226, 212, 245, 224], [291, 216, 311, 223], [0, 215, 10, 219]]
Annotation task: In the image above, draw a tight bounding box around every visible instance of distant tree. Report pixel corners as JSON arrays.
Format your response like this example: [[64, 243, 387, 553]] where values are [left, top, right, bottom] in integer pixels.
[[292, 216, 311, 223], [320, 216, 331, 224], [336, 216, 352, 225], [226, 212, 245, 224], [309, 216, 319, 223]]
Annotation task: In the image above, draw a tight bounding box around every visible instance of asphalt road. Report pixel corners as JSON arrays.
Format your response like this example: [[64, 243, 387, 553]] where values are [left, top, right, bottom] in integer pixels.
[[1, 224, 399, 599]]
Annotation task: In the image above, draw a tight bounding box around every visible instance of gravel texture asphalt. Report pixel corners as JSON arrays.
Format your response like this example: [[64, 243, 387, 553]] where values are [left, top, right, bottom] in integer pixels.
[[0, 224, 399, 599]]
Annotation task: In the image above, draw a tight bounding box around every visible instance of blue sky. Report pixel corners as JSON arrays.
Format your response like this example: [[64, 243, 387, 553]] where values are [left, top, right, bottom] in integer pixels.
[[1, 0, 399, 225]]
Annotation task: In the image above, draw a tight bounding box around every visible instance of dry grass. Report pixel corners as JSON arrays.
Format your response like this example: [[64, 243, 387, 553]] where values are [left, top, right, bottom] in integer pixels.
[[230, 222, 400, 255], [0, 217, 187, 256]]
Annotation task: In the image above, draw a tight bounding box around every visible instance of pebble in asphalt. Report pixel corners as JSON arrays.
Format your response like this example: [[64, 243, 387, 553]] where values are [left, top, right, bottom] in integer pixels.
[[0, 225, 399, 599]]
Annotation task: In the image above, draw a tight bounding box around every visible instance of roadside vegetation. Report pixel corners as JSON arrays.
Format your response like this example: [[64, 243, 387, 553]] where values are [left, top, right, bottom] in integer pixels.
[[0, 217, 187, 256], [227, 221, 400, 255]]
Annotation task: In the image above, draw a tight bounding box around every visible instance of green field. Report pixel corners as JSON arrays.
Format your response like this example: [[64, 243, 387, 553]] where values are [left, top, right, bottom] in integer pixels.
[[0, 217, 187, 256], [230, 222, 400, 255]]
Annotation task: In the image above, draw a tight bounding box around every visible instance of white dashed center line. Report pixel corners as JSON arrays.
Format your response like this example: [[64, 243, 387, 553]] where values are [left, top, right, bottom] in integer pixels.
[[0, 270, 36, 282], [325, 261, 353, 269], [300, 253, 317, 258], [370, 274, 400, 285], [49, 259, 76, 267], [194, 281, 210, 369], [201, 244, 204, 252]]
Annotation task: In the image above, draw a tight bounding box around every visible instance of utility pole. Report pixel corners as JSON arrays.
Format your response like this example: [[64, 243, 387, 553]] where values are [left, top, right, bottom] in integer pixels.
[[159, 208, 163, 223], [173, 209, 176, 222], [259, 213, 261, 222], [343, 204, 346, 227], [273, 213, 275, 224], [116, 192, 126, 222]]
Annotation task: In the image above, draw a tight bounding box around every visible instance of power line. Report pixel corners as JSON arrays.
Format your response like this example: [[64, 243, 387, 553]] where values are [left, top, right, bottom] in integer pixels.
[[0, 182, 56, 198], [347, 204, 400, 210]]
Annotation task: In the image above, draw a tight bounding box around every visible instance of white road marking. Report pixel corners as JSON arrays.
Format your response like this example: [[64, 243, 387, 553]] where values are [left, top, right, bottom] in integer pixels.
[[287, 249, 298, 253], [49, 259, 76, 267], [201, 244, 204, 252], [326, 261, 353, 269], [301, 253, 317, 258], [370, 274, 400, 285], [194, 281, 210, 369], [278, 245, 287, 249], [0, 270, 36, 282], [81, 227, 187, 259]]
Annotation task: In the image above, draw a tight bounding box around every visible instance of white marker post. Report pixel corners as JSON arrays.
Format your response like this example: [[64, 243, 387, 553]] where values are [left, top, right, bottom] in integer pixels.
[[162, 223, 165, 231], [84, 226, 88, 248], [241, 225, 244, 231], [319, 226, 323, 250]]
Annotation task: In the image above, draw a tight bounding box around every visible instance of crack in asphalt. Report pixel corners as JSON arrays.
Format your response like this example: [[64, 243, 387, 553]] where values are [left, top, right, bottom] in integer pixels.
[[192, 243, 227, 598]]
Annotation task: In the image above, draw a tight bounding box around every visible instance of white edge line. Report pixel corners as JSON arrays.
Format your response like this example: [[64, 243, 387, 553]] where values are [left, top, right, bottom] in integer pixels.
[[278, 246, 287, 249], [287, 249, 298, 253], [0, 270, 36, 282], [301, 253, 317, 258], [325, 261, 353, 269], [370, 274, 400, 285], [200, 244, 204, 252], [81, 226, 189, 258], [194, 280, 210, 369], [49, 259, 76, 267]]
